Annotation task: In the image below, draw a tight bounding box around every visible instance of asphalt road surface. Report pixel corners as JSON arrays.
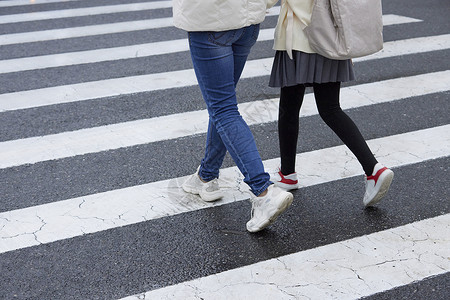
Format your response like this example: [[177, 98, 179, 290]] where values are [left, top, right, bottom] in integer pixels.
[[0, 0, 449, 299]]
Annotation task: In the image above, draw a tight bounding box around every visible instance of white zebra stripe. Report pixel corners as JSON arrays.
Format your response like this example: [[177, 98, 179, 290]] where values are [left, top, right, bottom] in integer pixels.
[[0, 17, 173, 46], [121, 213, 450, 300], [0, 0, 81, 7], [1, 30, 443, 113], [0, 71, 449, 169], [0, 13, 420, 46], [0, 124, 448, 254], [0, 1, 447, 299], [1, 32, 448, 74], [0, 1, 173, 24]]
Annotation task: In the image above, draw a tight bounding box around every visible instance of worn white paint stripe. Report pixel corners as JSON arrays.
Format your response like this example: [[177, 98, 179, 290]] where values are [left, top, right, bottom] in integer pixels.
[[0, 1, 173, 24], [1, 33, 445, 113], [353, 34, 450, 62], [0, 67, 198, 111], [0, 0, 82, 7], [381, 14, 423, 26], [121, 214, 450, 300], [0, 39, 189, 74], [0, 125, 448, 254], [0, 28, 267, 73], [2, 31, 447, 74], [0, 13, 419, 46], [0, 6, 280, 46], [1, 70, 448, 169], [0, 17, 174, 46]]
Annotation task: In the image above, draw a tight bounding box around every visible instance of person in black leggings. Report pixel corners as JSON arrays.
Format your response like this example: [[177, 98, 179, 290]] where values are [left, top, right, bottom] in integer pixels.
[[268, 0, 393, 207], [278, 82, 377, 176], [272, 81, 394, 207]]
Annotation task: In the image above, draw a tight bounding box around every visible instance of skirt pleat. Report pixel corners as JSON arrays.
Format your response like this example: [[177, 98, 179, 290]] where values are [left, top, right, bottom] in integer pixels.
[[269, 50, 355, 88]]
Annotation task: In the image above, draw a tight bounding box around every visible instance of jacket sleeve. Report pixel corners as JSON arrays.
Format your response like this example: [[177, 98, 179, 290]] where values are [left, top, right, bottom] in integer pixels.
[[267, 0, 279, 9]]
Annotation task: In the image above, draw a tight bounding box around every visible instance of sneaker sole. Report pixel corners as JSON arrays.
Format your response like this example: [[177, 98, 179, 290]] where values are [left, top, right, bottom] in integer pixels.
[[274, 181, 299, 191], [199, 190, 224, 202], [181, 183, 200, 195], [183, 183, 223, 202], [364, 171, 394, 207], [247, 193, 294, 233]]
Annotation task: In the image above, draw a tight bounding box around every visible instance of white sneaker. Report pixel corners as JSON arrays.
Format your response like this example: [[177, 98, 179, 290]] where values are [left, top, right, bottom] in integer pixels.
[[363, 163, 394, 207], [246, 185, 293, 232], [270, 168, 299, 190], [182, 167, 224, 202]]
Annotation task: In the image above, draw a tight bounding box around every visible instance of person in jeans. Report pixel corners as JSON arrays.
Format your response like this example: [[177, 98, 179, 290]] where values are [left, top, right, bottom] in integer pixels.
[[268, 0, 394, 206], [172, 0, 293, 232]]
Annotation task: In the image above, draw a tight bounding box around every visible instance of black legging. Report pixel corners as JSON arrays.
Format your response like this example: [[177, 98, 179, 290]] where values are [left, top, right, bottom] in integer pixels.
[[278, 82, 378, 176]]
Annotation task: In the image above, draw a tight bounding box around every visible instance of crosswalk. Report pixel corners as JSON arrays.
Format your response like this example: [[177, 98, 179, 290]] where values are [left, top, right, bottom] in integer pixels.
[[0, 0, 449, 299], [121, 214, 450, 300]]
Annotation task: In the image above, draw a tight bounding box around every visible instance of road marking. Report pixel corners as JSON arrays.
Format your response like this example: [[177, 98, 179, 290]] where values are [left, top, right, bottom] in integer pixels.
[[0, 14, 420, 46], [0, 2, 446, 299], [0, 70, 449, 169], [0, 6, 279, 46], [0, 0, 82, 7], [0, 124, 449, 254], [0, 17, 174, 46], [1, 32, 447, 74], [354, 34, 450, 62], [120, 213, 450, 300], [0, 38, 189, 74], [381, 14, 423, 26], [1, 33, 444, 112], [0, 1, 173, 24]]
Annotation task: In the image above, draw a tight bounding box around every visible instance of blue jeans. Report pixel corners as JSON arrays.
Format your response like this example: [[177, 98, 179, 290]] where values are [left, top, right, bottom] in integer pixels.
[[188, 24, 271, 196]]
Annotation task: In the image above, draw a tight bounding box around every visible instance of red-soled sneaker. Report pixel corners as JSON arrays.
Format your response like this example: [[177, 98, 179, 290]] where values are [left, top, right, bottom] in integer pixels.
[[363, 163, 394, 207]]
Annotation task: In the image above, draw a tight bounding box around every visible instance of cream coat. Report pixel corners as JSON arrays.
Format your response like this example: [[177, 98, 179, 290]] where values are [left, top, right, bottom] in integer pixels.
[[269, 0, 316, 57], [173, 0, 272, 32]]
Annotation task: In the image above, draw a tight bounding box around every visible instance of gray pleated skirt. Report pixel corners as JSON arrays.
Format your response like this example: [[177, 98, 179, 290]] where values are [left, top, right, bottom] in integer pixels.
[[269, 50, 355, 88]]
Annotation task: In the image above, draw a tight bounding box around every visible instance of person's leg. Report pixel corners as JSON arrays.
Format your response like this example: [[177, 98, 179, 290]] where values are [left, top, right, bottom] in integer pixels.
[[187, 26, 293, 231], [313, 82, 378, 175], [199, 119, 227, 181], [278, 84, 305, 175], [188, 26, 270, 196], [191, 54, 227, 181], [199, 24, 260, 181], [231, 24, 260, 86], [314, 82, 394, 207]]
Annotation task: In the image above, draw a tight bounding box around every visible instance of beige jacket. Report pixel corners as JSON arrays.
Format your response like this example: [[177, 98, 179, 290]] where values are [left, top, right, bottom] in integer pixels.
[[269, 0, 315, 57], [173, 0, 273, 32]]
